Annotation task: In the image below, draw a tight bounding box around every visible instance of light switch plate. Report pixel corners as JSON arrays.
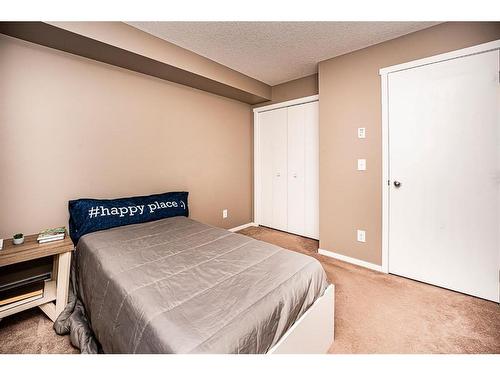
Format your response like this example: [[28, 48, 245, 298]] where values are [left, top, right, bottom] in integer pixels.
[[357, 230, 366, 243], [357, 159, 366, 171], [222, 209, 228, 219], [358, 127, 366, 139]]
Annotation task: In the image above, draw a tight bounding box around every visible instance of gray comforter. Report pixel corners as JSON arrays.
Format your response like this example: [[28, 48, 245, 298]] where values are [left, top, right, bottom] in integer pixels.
[[55, 216, 328, 353]]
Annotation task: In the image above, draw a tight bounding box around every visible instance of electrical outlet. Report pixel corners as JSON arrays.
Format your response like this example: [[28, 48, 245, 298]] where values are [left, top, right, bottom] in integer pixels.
[[357, 230, 366, 243], [222, 209, 228, 219], [357, 159, 366, 171], [358, 127, 366, 139]]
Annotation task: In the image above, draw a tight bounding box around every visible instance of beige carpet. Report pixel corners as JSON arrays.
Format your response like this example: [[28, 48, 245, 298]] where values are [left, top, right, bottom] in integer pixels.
[[0, 307, 77, 354], [1, 225, 499, 354]]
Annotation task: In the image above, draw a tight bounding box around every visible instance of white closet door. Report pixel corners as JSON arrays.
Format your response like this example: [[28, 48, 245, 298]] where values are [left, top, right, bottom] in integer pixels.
[[287, 102, 319, 239], [259, 108, 288, 231], [388, 50, 500, 302], [303, 101, 319, 239], [287, 105, 306, 235]]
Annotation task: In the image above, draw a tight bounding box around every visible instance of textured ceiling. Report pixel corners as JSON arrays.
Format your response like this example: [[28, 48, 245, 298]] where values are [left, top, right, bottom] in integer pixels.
[[127, 22, 440, 85]]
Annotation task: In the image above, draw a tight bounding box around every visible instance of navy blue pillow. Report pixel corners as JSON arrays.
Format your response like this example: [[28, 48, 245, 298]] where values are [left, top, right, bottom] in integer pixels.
[[68, 191, 188, 244]]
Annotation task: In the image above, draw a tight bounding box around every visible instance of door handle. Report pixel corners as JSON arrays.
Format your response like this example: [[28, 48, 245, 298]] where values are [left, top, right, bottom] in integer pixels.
[[393, 181, 402, 188], [276, 172, 281, 177], [292, 173, 297, 178]]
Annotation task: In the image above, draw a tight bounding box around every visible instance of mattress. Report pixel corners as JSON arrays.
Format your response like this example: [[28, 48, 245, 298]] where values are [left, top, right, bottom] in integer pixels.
[[56, 216, 329, 353]]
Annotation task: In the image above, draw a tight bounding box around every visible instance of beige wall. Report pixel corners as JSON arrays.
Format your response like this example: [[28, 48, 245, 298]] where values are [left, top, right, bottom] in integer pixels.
[[319, 22, 500, 265], [0, 34, 253, 238], [49, 22, 271, 101], [254, 74, 318, 108], [0, 22, 271, 104], [271, 74, 318, 104]]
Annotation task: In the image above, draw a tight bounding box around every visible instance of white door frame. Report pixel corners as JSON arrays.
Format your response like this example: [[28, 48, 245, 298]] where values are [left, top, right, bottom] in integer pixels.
[[253, 95, 319, 228], [379, 39, 500, 275]]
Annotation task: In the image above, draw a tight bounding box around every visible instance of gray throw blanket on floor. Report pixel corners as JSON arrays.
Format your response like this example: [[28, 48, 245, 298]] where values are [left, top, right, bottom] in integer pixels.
[[53, 258, 99, 353]]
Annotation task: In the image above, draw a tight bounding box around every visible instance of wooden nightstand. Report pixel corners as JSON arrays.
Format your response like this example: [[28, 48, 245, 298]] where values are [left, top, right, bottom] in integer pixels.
[[0, 235, 74, 322]]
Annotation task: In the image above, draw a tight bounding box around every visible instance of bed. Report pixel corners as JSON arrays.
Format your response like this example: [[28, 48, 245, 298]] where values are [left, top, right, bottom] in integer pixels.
[[55, 216, 333, 354]]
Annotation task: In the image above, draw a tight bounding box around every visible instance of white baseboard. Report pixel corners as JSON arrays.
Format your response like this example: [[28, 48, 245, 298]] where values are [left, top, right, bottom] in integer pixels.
[[318, 248, 383, 272], [228, 222, 257, 232]]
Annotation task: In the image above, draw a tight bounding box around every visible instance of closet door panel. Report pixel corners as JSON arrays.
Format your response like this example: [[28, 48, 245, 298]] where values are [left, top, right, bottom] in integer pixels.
[[303, 101, 319, 239], [259, 108, 288, 230], [259, 112, 274, 228], [287, 105, 306, 235], [257, 99, 318, 238]]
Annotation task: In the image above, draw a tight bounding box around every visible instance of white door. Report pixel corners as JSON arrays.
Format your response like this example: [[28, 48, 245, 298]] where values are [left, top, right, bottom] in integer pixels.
[[303, 102, 319, 239], [259, 108, 288, 231], [388, 50, 500, 302], [287, 102, 319, 239], [287, 104, 306, 236]]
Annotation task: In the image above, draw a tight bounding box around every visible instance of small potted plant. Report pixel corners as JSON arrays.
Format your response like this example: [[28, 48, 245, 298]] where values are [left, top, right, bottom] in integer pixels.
[[12, 233, 25, 245]]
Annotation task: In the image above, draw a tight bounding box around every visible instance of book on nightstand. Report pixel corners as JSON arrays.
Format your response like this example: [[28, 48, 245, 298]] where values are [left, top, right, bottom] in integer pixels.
[[0, 281, 44, 307], [37, 227, 66, 243], [0, 257, 52, 308]]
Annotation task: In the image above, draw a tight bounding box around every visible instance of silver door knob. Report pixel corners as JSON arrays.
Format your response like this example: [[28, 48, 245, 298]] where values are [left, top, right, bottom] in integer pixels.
[[394, 181, 401, 188], [293, 173, 297, 178], [276, 172, 281, 177]]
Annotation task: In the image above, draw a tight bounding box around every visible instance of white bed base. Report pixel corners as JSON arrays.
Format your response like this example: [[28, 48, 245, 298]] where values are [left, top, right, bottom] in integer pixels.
[[268, 284, 335, 354]]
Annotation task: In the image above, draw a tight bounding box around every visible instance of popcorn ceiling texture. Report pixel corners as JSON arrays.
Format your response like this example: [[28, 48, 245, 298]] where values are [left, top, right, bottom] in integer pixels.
[[127, 22, 439, 85]]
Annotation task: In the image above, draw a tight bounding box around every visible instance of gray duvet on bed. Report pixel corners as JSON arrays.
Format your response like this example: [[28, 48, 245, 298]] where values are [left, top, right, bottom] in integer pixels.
[[55, 216, 329, 353]]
